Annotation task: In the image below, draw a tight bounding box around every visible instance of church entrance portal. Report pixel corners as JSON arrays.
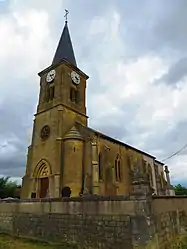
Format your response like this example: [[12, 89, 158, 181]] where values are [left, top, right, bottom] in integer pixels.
[[33, 160, 52, 198], [61, 186, 71, 197], [39, 177, 49, 198]]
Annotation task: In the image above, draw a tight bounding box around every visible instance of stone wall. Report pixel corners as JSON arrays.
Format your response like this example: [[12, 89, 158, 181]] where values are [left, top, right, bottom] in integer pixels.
[[1, 196, 187, 249], [0, 197, 136, 249], [152, 196, 187, 249]]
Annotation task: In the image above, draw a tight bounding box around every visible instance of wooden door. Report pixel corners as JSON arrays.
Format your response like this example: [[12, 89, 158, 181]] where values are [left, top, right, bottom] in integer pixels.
[[39, 177, 49, 198]]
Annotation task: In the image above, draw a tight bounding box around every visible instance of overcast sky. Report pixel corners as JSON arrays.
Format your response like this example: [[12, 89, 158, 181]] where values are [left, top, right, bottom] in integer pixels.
[[0, 0, 187, 185]]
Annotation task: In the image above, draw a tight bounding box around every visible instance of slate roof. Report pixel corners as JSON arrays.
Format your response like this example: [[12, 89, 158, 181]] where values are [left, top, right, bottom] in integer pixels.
[[52, 21, 77, 67], [75, 122, 156, 159]]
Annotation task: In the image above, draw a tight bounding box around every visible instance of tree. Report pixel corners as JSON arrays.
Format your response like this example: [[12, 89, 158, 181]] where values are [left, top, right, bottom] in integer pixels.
[[0, 177, 19, 198], [174, 184, 187, 196]]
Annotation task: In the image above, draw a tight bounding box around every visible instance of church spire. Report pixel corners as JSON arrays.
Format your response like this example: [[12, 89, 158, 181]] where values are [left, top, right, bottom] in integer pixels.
[[52, 10, 77, 67]]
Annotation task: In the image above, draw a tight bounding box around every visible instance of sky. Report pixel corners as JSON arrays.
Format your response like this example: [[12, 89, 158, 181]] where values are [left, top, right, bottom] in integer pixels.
[[0, 0, 187, 186]]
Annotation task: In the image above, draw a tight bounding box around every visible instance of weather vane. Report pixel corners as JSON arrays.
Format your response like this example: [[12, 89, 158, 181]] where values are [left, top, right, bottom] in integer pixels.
[[64, 9, 69, 23]]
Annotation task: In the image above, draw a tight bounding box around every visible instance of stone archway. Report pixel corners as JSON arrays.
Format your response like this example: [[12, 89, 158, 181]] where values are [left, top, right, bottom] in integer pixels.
[[33, 159, 52, 198]]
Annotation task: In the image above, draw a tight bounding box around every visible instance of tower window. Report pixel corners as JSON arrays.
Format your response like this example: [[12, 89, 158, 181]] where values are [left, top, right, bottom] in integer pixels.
[[70, 87, 75, 101], [45, 85, 54, 102], [75, 90, 80, 104], [46, 85, 50, 102], [70, 87, 79, 103], [49, 86, 55, 101]]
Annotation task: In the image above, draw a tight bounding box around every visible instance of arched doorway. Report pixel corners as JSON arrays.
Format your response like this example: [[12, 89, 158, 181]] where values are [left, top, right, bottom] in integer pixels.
[[61, 186, 71, 197], [33, 159, 52, 198]]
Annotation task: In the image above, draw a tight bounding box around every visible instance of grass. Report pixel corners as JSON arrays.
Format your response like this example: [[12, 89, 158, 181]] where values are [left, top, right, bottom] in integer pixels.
[[0, 234, 75, 249]]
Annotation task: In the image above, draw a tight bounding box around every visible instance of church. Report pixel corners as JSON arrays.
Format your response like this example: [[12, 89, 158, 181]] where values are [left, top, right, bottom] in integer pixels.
[[21, 18, 174, 199]]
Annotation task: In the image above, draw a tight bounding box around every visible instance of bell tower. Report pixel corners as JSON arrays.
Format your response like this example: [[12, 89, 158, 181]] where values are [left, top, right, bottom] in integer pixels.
[[21, 15, 89, 199], [37, 19, 88, 126]]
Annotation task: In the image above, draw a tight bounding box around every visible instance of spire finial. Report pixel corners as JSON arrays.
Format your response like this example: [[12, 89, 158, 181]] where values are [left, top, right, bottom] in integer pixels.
[[52, 8, 77, 66], [64, 9, 69, 23]]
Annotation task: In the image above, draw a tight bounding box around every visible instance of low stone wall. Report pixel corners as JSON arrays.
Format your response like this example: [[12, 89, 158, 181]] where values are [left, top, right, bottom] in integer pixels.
[[0, 197, 136, 249], [1, 196, 187, 249], [152, 196, 187, 249]]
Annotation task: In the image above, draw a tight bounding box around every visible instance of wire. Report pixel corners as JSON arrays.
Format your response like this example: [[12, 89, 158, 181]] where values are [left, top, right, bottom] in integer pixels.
[[162, 143, 187, 162]]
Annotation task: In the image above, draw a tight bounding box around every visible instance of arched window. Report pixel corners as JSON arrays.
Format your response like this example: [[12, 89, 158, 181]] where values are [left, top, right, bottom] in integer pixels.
[[46, 85, 50, 102], [49, 86, 55, 100], [160, 172, 165, 189], [75, 90, 80, 104], [142, 159, 147, 174], [118, 159, 121, 181], [115, 155, 122, 182], [70, 87, 75, 102], [98, 152, 103, 180], [46, 85, 55, 102], [115, 159, 118, 181], [70, 87, 79, 103], [147, 163, 153, 187]]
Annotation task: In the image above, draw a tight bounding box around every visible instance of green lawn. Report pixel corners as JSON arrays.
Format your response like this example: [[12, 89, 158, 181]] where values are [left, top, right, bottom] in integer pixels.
[[0, 234, 75, 249]]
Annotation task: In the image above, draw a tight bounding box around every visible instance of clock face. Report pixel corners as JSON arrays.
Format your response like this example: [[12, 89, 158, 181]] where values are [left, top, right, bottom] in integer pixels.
[[71, 71, 80, 85], [46, 69, 56, 83]]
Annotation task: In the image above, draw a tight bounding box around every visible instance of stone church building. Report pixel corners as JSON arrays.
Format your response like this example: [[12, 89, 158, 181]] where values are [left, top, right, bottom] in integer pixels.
[[21, 20, 174, 199]]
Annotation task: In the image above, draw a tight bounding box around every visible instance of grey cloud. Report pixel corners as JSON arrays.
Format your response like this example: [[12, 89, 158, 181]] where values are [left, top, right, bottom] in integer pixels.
[[114, 0, 187, 59], [155, 57, 187, 86], [139, 120, 187, 161], [0, 78, 36, 178], [0, 156, 25, 177]]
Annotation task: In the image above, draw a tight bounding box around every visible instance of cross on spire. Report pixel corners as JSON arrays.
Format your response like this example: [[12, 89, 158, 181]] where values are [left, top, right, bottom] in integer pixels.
[[52, 9, 77, 66], [64, 9, 69, 23]]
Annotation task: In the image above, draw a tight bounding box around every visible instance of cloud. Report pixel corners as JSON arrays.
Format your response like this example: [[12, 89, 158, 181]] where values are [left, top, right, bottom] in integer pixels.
[[82, 4, 187, 185], [1, 0, 187, 187], [158, 57, 187, 86], [0, 0, 58, 178]]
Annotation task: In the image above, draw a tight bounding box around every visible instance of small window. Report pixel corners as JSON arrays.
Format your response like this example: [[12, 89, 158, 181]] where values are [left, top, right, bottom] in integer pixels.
[[142, 159, 147, 174], [46, 85, 50, 102], [118, 160, 121, 181], [75, 90, 80, 104], [98, 153, 103, 180], [49, 86, 55, 101], [148, 164, 153, 187], [70, 87, 74, 101], [115, 159, 118, 181], [70, 87, 79, 103], [70, 87, 76, 102]]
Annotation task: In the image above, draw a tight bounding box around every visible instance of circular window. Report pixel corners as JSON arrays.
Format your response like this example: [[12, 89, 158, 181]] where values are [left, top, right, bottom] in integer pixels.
[[40, 125, 50, 140]]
